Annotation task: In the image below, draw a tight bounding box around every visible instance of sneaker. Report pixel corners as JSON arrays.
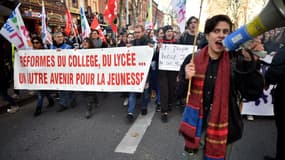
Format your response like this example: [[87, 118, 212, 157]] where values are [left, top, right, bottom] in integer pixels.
[[141, 109, 147, 115], [161, 112, 168, 123], [127, 113, 134, 122], [7, 106, 19, 113], [34, 108, 42, 117], [123, 98, 128, 107], [247, 115, 254, 121]]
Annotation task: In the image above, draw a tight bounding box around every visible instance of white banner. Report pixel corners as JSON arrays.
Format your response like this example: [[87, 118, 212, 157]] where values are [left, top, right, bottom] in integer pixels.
[[14, 46, 154, 92], [158, 44, 196, 71]]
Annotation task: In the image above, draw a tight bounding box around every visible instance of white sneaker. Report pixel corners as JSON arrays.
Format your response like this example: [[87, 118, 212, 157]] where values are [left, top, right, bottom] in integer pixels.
[[123, 98, 128, 106], [7, 106, 19, 113], [247, 115, 254, 121], [28, 91, 35, 95], [11, 94, 19, 99]]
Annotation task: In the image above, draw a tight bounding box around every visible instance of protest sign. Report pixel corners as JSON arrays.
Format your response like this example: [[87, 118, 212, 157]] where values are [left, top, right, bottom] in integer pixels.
[[14, 46, 153, 92], [158, 44, 196, 71]]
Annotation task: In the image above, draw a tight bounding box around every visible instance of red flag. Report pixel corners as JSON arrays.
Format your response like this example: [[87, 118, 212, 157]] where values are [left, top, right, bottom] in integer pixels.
[[91, 16, 106, 42], [104, 0, 117, 33], [64, 9, 72, 36]]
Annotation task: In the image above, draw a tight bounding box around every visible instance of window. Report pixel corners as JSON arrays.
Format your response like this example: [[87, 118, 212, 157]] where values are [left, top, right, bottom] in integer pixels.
[[72, 0, 78, 8]]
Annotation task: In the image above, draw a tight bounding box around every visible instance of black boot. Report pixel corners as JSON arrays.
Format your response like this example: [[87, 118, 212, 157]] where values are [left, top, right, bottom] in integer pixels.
[[46, 100, 54, 108], [34, 107, 42, 117]]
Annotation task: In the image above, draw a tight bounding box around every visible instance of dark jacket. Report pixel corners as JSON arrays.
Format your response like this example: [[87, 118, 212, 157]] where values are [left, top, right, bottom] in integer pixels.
[[177, 49, 264, 143], [265, 46, 285, 98], [131, 36, 151, 46], [0, 38, 12, 87], [178, 32, 205, 49]]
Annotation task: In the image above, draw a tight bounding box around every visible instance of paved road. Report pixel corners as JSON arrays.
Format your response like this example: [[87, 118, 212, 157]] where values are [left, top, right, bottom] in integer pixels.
[[0, 93, 276, 160]]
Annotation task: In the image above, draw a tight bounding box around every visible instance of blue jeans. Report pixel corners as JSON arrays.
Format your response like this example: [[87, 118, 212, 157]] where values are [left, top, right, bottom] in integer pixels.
[[127, 87, 150, 114], [36, 91, 54, 109], [59, 91, 75, 107]]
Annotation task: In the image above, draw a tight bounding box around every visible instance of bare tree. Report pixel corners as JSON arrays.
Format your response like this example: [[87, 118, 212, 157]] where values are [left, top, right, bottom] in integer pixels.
[[226, 0, 242, 30], [118, 0, 124, 27], [131, 0, 143, 25]]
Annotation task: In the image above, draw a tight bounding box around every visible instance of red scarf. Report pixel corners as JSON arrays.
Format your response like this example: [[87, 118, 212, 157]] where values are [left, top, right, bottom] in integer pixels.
[[179, 46, 230, 160]]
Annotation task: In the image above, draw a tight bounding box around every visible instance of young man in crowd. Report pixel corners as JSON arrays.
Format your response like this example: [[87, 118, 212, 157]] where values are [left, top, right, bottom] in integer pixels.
[[126, 25, 153, 122]]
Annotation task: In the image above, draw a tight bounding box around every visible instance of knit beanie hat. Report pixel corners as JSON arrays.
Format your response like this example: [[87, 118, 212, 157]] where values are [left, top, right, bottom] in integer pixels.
[[163, 25, 173, 33]]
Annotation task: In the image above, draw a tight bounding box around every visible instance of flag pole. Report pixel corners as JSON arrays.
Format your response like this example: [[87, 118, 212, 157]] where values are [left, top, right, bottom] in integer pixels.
[[186, 0, 204, 104]]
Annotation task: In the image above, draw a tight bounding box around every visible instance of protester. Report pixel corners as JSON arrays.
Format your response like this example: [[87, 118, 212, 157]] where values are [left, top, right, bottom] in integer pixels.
[[89, 29, 106, 48], [32, 36, 54, 116], [117, 31, 129, 107], [179, 16, 205, 48], [147, 29, 161, 112], [0, 35, 19, 113], [178, 14, 264, 160], [263, 31, 281, 55], [126, 24, 152, 122], [117, 31, 128, 47], [157, 25, 177, 122], [50, 32, 75, 112], [177, 16, 206, 111], [66, 30, 81, 49], [157, 27, 164, 41], [81, 37, 100, 119], [264, 45, 285, 160], [127, 33, 134, 44]]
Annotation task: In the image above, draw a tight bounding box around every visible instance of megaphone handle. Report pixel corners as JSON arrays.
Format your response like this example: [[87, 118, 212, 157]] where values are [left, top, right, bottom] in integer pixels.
[[240, 40, 267, 58]]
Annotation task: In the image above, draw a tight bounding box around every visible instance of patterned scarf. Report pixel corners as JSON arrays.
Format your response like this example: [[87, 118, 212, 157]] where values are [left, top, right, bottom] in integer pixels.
[[179, 46, 230, 160]]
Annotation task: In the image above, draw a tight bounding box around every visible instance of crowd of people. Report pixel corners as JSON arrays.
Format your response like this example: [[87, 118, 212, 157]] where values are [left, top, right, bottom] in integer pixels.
[[1, 13, 285, 160]]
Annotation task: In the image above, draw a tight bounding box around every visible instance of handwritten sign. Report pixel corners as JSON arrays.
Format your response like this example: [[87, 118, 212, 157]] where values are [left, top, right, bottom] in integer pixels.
[[14, 46, 153, 92], [158, 44, 196, 71]]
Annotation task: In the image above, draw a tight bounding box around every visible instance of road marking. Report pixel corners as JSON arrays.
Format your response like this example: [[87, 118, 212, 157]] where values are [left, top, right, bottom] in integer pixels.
[[115, 104, 155, 154]]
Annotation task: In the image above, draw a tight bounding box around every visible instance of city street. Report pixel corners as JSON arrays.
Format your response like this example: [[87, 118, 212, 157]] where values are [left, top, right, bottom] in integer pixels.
[[0, 93, 276, 160]]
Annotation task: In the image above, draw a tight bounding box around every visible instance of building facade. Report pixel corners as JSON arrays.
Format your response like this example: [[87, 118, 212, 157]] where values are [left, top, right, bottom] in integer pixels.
[[1, 0, 165, 37]]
